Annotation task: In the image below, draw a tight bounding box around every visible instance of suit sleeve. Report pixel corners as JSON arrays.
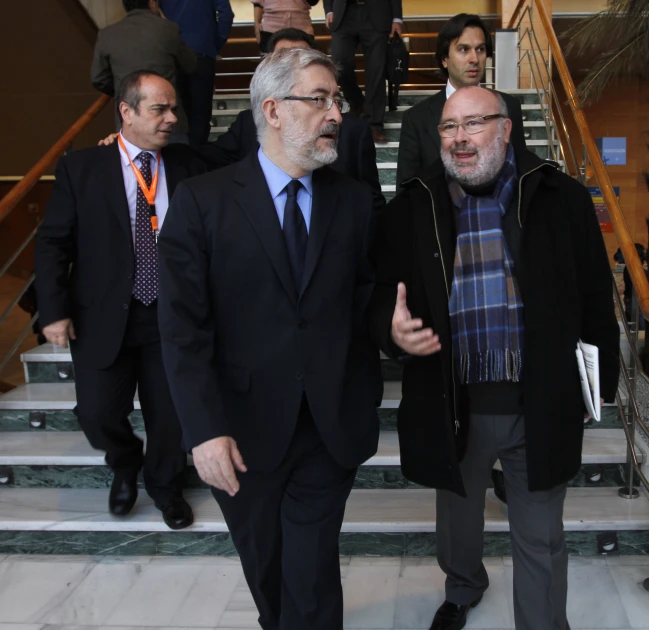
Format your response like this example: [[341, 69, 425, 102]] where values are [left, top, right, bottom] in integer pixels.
[[194, 110, 247, 169], [171, 24, 197, 74], [323, 0, 333, 14], [213, 0, 234, 54], [158, 182, 228, 450], [34, 158, 77, 328], [577, 185, 620, 402], [391, 0, 403, 20], [396, 108, 421, 189], [506, 95, 527, 157], [90, 37, 115, 96], [356, 120, 386, 211]]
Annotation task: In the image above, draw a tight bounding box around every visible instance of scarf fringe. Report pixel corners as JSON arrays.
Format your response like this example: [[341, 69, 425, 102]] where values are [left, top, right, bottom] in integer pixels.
[[457, 349, 524, 384]]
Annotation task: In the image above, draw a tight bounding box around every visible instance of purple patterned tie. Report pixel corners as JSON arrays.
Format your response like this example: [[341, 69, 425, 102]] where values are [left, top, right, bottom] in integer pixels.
[[132, 151, 158, 306]]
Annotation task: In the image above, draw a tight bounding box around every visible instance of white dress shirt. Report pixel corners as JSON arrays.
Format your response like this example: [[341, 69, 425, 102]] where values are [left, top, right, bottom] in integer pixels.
[[118, 132, 169, 243]]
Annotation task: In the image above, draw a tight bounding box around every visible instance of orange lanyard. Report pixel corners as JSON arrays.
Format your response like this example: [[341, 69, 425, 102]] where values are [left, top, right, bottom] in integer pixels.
[[118, 135, 161, 232]]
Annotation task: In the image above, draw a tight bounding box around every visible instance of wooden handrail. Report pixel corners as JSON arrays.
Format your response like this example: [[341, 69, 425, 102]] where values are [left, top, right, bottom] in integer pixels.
[[226, 32, 438, 45], [0, 94, 111, 227], [509, 0, 649, 318], [507, 0, 528, 29]]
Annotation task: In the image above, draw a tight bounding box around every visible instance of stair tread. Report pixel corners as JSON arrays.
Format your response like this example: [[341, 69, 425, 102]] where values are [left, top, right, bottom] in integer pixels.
[[0, 382, 402, 410], [0, 428, 638, 466], [0, 487, 646, 532]]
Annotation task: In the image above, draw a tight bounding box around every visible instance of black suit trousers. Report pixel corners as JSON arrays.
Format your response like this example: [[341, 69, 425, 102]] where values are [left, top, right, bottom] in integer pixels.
[[72, 298, 186, 504], [213, 397, 356, 630], [331, 4, 388, 129], [180, 54, 217, 146]]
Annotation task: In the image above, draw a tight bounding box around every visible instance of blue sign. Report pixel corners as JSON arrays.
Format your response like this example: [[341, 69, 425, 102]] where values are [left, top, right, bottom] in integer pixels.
[[595, 137, 626, 165]]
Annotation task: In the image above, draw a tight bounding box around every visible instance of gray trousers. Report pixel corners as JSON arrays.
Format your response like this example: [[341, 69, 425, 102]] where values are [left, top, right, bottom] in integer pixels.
[[436, 413, 569, 630]]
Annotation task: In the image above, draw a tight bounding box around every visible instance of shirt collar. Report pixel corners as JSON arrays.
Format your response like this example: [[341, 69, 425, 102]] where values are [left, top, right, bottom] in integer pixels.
[[118, 132, 157, 167], [445, 80, 483, 100], [257, 146, 313, 200]]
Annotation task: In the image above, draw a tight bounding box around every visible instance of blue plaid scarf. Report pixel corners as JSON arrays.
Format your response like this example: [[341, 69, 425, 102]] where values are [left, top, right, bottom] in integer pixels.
[[447, 144, 524, 384]]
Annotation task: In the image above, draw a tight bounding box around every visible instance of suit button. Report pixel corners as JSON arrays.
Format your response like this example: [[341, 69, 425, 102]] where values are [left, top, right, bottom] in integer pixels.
[[123, 303, 129, 310], [297, 319, 307, 329], [434, 253, 439, 258], [295, 372, 303, 381]]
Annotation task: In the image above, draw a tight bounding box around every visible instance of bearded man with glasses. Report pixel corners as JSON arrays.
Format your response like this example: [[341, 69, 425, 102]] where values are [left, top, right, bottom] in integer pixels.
[[367, 86, 619, 630]]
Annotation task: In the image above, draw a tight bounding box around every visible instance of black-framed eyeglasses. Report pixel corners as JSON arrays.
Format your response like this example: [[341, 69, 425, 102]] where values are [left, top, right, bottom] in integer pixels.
[[437, 114, 505, 138], [281, 95, 350, 114]]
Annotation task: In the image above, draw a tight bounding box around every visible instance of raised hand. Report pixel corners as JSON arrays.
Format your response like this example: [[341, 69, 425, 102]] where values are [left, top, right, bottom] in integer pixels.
[[390, 283, 441, 356]]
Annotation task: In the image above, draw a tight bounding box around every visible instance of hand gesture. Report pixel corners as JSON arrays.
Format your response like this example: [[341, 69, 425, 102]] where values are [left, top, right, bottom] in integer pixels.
[[42, 318, 76, 348], [192, 437, 247, 496], [391, 283, 441, 356]]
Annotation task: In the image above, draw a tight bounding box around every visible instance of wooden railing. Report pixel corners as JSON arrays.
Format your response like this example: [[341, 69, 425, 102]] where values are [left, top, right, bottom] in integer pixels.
[[0, 94, 111, 227], [508, 0, 649, 319], [225, 32, 437, 45]]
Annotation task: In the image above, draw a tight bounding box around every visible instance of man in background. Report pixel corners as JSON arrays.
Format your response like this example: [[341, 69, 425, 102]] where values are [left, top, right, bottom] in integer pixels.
[[325, 0, 403, 143], [159, 0, 235, 145], [91, 0, 196, 140], [396, 13, 526, 187]]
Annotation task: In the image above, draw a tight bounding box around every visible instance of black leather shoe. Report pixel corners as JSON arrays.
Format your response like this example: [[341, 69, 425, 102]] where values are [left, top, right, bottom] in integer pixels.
[[109, 472, 138, 516], [156, 496, 194, 530], [430, 596, 483, 630], [491, 468, 508, 504]]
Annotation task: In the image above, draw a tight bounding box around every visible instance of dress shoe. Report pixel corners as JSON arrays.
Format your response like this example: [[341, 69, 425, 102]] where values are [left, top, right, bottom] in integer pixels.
[[491, 468, 508, 504], [371, 129, 389, 143], [430, 595, 483, 630], [109, 472, 138, 516], [156, 496, 194, 530]]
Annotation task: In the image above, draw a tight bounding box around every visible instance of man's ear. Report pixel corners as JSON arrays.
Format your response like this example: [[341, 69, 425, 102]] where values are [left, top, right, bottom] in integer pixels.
[[262, 98, 282, 131], [119, 102, 133, 127], [502, 117, 512, 144]]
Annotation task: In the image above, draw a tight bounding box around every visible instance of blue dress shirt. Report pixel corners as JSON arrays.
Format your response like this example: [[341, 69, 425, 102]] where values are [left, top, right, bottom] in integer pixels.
[[257, 147, 313, 233], [159, 0, 234, 58]]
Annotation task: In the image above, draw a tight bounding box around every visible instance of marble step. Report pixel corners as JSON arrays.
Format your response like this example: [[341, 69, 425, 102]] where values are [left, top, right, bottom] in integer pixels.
[[0, 430, 639, 491], [0, 487, 647, 533]]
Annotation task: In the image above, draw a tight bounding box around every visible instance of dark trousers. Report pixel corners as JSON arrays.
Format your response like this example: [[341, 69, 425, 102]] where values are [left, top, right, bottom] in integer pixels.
[[213, 398, 356, 630], [437, 413, 569, 630], [72, 299, 186, 504], [259, 30, 273, 53], [180, 54, 217, 146], [330, 4, 388, 129]]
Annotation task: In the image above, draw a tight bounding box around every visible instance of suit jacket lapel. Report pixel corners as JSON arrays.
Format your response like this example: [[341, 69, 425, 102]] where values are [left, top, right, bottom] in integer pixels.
[[425, 91, 446, 152], [162, 147, 181, 199], [300, 167, 339, 298], [102, 144, 132, 243], [233, 154, 297, 305]]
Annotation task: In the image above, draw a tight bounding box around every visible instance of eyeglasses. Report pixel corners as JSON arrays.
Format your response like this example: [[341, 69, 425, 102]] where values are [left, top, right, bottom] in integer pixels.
[[281, 95, 350, 114], [437, 114, 505, 138]]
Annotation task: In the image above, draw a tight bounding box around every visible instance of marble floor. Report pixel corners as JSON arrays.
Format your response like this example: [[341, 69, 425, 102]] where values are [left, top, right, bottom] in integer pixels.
[[0, 555, 647, 629]]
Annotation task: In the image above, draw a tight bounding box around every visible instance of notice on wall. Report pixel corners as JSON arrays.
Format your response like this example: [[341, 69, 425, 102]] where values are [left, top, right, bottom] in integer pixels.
[[595, 137, 627, 165], [587, 186, 619, 233]]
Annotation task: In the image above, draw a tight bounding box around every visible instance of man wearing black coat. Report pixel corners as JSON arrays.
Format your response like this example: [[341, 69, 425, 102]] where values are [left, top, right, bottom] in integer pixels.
[[158, 48, 380, 629], [396, 13, 527, 188], [368, 87, 619, 630], [202, 27, 385, 210], [35, 72, 207, 530]]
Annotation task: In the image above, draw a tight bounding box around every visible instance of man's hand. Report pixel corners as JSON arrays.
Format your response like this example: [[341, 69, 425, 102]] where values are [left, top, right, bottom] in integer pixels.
[[192, 437, 247, 496], [254, 22, 262, 44], [390, 21, 403, 38], [391, 283, 441, 356], [98, 133, 119, 147], [42, 318, 76, 348], [326, 12, 334, 29]]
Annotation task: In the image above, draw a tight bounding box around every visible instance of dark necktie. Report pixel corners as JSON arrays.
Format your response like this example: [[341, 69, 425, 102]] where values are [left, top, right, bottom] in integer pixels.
[[283, 179, 308, 292], [132, 151, 158, 306]]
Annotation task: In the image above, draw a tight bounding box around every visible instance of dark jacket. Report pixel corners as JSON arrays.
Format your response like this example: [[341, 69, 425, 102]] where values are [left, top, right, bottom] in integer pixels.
[[323, 0, 402, 32], [198, 109, 385, 210], [34, 143, 208, 370], [396, 89, 527, 188], [367, 148, 620, 494], [158, 152, 381, 470], [91, 9, 196, 132]]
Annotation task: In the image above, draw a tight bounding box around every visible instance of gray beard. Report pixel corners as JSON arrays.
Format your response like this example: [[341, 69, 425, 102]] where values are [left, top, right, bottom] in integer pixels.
[[283, 113, 339, 171], [441, 136, 508, 187]]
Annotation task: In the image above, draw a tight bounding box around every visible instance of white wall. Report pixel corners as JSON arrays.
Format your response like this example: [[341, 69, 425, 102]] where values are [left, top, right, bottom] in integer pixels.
[[78, 0, 125, 28]]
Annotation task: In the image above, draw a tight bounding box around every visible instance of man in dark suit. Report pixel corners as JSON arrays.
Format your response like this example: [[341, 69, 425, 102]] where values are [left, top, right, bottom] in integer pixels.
[[91, 0, 196, 137], [325, 0, 403, 143], [202, 27, 385, 210], [35, 71, 207, 530], [158, 48, 380, 629], [396, 13, 527, 188]]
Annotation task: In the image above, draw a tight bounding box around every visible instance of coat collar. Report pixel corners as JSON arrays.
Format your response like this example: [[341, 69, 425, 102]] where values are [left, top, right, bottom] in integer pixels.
[[232, 152, 340, 304]]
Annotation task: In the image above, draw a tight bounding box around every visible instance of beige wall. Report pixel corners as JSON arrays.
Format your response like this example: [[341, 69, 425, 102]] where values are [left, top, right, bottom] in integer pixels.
[[78, 0, 125, 27]]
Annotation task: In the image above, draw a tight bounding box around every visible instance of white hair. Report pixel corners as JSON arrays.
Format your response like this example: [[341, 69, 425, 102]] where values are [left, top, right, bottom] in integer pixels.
[[249, 47, 339, 143]]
